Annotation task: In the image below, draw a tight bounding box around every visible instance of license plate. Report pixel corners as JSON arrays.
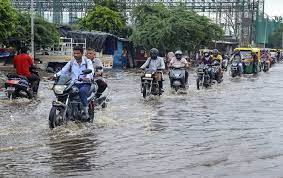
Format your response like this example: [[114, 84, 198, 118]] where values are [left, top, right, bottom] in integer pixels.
[[6, 80, 19, 85], [7, 87, 15, 91]]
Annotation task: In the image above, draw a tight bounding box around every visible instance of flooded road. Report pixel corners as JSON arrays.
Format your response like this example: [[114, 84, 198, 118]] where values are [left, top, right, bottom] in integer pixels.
[[1, 65, 283, 177]]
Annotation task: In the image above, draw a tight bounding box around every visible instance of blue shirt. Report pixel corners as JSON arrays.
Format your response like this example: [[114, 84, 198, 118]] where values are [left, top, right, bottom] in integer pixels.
[[56, 56, 94, 81]]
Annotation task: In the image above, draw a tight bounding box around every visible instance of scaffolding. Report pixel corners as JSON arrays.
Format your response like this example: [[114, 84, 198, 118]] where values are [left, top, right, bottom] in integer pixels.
[[11, 0, 265, 45], [11, 0, 94, 24]]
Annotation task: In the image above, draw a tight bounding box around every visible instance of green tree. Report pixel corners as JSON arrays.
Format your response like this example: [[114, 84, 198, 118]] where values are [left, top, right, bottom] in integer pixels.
[[80, 5, 125, 35], [0, 0, 17, 44], [8, 13, 59, 50], [130, 4, 224, 54]]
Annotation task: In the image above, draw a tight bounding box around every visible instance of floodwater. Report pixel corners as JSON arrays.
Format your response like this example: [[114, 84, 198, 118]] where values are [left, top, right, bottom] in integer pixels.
[[0, 65, 283, 177]]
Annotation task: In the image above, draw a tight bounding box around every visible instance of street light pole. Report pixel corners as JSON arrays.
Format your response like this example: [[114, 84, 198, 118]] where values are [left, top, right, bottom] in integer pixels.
[[31, 0, 35, 60]]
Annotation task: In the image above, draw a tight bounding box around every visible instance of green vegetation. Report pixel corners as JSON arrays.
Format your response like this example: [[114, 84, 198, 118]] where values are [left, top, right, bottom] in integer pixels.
[[130, 4, 224, 54], [8, 13, 59, 49], [80, 5, 125, 35], [0, 0, 17, 44]]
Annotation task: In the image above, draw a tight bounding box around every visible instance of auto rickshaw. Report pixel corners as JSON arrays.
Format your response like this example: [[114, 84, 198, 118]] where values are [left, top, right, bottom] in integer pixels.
[[233, 48, 260, 74]]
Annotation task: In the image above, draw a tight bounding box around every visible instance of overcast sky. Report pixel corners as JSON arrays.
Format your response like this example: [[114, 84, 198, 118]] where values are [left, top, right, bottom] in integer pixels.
[[265, 0, 283, 16]]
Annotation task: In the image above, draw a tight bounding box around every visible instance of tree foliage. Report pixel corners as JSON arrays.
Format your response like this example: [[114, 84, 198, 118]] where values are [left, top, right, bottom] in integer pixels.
[[93, 0, 126, 12], [8, 13, 59, 49], [0, 0, 17, 44], [80, 5, 125, 35], [130, 4, 224, 54]]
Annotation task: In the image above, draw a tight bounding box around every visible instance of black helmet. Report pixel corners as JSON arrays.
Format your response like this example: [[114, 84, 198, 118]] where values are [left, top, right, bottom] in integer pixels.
[[150, 48, 159, 59], [175, 50, 182, 60]]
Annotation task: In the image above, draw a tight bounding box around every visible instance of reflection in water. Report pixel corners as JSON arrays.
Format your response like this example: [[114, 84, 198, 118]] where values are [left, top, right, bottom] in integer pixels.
[[48, 132, 100, 176]]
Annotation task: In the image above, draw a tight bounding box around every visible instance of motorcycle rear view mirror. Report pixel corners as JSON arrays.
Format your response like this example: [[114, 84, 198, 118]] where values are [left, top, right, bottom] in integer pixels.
[[82, 69, 92, 75]]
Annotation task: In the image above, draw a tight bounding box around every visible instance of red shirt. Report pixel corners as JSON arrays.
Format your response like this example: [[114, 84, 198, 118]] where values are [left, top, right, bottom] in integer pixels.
[[13, 54, 33, 77]]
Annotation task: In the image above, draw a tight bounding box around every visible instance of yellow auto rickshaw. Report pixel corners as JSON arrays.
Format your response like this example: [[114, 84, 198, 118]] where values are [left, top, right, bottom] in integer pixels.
[[233, 48, 260, 74]]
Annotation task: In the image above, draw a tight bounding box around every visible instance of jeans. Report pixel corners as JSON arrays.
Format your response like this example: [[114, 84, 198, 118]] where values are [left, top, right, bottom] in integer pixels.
[[77, 83, 91, 107]]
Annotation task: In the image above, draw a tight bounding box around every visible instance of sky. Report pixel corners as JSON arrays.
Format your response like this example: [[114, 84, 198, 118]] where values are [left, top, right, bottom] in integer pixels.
[[265, 0, 283, 17]]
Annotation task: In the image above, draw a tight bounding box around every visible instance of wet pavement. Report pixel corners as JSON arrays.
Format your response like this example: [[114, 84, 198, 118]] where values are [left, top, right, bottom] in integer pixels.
[[0, 65, 283, 177]]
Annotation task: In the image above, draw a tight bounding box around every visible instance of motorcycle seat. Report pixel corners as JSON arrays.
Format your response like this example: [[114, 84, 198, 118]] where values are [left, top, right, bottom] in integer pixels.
[[7, 74, 28, 80]]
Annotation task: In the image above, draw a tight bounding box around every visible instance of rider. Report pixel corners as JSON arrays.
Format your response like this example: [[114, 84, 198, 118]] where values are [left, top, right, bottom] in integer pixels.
[[251, 51, 259, 74], [13, 46, 40, 94], [260, 49, 271, 69], [140, 48, 165, 92], [231, 49, 244, 77], [168, 50, 189, 87], [210, 49, 223, 83], [53, 46, 94, 119], [202, 51, 212, 65], [86, 47, 107, 99]]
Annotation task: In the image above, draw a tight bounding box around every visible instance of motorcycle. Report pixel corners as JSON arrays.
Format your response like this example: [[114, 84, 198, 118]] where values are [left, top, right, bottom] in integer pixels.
[[4, 66, 39, 99], [196, 64, 211, 90], [261, 60, 269, 72], [169, 67, 187, 92], [271, 56, 277, 65], [230, 61, 241, 78], [211, 61, 223, 83], [48, 69, 97, 129], [141, 69, 163, 99]]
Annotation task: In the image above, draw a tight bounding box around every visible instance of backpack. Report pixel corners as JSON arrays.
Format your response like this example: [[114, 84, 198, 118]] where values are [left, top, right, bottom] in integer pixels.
[[68, 58, 88, 73]]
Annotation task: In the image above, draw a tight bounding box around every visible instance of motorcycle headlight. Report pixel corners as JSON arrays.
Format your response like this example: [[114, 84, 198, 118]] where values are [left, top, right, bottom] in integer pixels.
[[145, 73, 152, 78], [54, 85, 67, 94]]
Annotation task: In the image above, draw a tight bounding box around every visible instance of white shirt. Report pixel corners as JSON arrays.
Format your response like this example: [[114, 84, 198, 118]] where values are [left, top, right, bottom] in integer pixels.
[[140, 57, 165, 70], [92, 58, 103, 73], [56, 56, 94, 81], [169, 57, 188, 68]]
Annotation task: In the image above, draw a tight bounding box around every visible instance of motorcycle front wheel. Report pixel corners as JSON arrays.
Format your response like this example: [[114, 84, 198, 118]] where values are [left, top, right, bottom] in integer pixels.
[[49, 106, 64, 129], [142, 84, 149, 99], [196, 78, 201, 90]]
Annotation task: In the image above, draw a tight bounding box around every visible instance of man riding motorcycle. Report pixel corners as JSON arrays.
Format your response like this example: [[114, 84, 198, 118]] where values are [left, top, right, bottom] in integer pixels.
[[200, 51, 214, 83], [13, 46, 40, 94], [231, 50, 244, 77], [51, 46, 94, 120], [168, 50, 189, 87], [260, 49, 271, 69], [140, 48, 165, 92], [210, 49, 223, 83], [202, 51, 212, 65], [86, 47, 107, 99]]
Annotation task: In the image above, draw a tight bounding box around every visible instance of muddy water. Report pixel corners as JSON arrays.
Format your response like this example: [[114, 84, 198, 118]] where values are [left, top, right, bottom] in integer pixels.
[[0, 66, 283, 177]]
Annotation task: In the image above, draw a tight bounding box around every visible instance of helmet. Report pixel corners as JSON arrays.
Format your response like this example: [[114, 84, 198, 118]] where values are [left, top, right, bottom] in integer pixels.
[[175, 50, 183, 60], [150, 48, 159, 59], [212, 49, 219, 54]]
